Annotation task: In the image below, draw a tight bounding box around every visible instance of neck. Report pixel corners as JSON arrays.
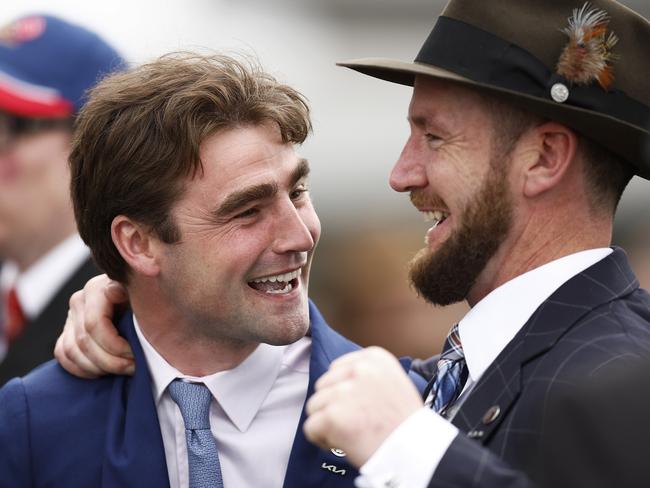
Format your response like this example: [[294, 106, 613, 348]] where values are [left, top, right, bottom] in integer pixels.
[[128, 279, 258, 376], [466, 203, 612, 307]]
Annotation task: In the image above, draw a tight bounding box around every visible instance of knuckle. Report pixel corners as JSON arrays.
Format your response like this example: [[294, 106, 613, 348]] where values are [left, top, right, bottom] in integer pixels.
[[77, 332, 91, 354], [349, 361, 371, 379], [367, 345, 389, 358], [85, 317, 98, 334], [69, 290, 83, 309]]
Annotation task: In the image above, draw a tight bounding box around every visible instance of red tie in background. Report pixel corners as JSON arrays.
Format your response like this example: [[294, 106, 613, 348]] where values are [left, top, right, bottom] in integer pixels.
[[4, 287, 26, 342]]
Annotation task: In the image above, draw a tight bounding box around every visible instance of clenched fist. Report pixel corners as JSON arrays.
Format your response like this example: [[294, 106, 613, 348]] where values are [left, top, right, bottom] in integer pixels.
[[303, 346, 423, 467]]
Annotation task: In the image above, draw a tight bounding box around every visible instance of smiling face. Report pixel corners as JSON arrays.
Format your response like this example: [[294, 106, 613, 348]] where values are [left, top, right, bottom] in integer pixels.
[[390, 76, 515, 306], [156, 122, 320, 347]]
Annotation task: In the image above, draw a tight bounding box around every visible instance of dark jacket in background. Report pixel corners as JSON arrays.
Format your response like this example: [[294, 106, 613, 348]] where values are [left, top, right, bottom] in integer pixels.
[[0, 258, 99, 385]]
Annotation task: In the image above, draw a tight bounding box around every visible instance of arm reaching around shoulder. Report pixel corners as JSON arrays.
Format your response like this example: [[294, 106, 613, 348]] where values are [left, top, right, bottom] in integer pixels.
[[54, 274, 134, 378], [303, 346, 424, 467]]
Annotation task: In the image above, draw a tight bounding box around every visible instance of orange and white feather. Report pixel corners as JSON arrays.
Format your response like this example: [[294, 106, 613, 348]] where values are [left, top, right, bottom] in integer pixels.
[[557, 2, 619, 90]]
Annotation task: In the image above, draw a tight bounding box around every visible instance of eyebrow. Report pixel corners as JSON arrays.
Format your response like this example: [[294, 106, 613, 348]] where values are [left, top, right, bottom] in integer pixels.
[[214, 158, 310, 218], [290, 158, 310, 187]]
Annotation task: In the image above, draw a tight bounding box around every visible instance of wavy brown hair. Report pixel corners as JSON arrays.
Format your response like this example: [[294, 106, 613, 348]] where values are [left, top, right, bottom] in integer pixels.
[[70, 52, 311, 282]]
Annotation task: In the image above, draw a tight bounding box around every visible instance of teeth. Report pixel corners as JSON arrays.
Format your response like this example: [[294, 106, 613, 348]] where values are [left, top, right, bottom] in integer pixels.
[[422, 210, 449, 224], [252, 268, 301, 284], [266, 282, 294, 295]]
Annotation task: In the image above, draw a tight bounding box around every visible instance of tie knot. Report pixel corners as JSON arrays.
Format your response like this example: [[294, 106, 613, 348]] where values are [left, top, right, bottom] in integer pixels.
[[168, 380, 212, 430], [440, 323, 464, 362]]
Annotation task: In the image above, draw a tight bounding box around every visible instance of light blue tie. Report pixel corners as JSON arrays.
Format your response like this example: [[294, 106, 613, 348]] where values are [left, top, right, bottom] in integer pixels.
[[168, 380, 224, 488]]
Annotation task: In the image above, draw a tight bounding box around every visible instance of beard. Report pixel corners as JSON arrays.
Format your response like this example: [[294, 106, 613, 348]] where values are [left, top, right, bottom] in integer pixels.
[[409, 153, 514, 306]]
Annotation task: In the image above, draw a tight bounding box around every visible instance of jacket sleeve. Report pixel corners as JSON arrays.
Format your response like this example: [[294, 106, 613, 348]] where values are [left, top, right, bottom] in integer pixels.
[[0, 378, 32, 486], [429, 434, 534, 488]]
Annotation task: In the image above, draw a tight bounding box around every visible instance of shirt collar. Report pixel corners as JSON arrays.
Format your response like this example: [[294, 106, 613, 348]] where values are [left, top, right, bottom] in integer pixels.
[[133, 315, 292, 432], [459, 247, 612, 384], [0, 234, 90, 319]]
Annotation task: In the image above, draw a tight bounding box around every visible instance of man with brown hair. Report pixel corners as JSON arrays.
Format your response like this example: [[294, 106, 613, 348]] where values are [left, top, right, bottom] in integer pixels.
[[0, 53, 405, 487], [299, 0, 650, 486]]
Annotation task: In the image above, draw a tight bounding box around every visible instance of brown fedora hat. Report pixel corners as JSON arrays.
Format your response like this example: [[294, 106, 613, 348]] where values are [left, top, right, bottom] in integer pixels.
[[338, 0, 650, 178]]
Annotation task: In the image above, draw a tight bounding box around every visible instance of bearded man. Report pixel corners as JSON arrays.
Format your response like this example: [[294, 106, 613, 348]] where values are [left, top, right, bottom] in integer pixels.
[[302, 0, 650, 487]]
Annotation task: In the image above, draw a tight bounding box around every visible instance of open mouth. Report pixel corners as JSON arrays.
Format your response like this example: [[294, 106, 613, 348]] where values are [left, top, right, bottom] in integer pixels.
[[248, 268, 301, 295], [423, 210, 449, 228], [422, 210, 450, 245]]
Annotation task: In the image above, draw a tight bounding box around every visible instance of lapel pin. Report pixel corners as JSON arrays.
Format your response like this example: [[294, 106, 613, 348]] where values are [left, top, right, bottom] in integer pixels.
[[330, 447, 346, 457], [482, 405, 501, 425]]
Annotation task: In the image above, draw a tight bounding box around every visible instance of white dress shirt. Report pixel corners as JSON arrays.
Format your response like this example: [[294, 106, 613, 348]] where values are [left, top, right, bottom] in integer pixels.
[[133, 317, 311, 488], [0, 233, 90, 360], [357, 248, 613, 488]]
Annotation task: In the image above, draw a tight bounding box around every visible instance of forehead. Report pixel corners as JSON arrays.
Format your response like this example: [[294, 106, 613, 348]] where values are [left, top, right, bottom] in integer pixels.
[[196, 123, 301, 193], [409, 76, 493, 129]]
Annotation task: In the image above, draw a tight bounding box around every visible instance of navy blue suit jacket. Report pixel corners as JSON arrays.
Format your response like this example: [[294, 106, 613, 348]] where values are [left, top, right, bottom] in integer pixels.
[[424, 248, 650, 487], [0, 301, 424, 487]]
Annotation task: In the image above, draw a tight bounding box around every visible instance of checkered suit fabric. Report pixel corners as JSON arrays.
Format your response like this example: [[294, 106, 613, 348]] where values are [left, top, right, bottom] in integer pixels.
[[422, 248, 650, 487]]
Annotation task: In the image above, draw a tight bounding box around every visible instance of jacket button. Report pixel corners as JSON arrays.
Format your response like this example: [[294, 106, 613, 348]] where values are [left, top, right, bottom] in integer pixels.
[[482, 405, 501, 425]]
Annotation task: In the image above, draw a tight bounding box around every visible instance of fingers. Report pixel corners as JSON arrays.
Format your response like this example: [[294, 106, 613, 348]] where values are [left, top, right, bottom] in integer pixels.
[[303, 400, 339, 449], [315, 346, 401, 389], [77, 317, 135, 375], [83, 275, 133, 360], [53, 275, 135, 378], [54, 310, 106, 379], [104, 280, 129, 307], [303, 346, 424, 467]]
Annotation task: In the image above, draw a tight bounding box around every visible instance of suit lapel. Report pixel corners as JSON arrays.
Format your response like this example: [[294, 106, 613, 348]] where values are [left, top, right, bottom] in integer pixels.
[[101, 312, 170, 487], [283, 301, 359, 488], [452, 248, 639, 442]]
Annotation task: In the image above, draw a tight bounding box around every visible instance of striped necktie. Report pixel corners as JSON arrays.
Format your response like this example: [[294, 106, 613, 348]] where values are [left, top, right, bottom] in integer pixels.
[[429, 323, 468, 417]]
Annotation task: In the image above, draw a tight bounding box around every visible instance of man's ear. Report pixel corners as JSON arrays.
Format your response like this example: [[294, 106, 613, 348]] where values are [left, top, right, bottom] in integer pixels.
[[517, 122, 578, 198], [111, 216, 161, 277]]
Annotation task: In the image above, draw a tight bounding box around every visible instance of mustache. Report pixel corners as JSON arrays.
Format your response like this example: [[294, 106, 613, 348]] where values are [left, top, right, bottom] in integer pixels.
[[410, 190, 448, 211]]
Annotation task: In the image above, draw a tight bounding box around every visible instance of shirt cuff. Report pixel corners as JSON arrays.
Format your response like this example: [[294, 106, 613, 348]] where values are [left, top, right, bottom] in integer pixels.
[[354, 407, 458, 488]]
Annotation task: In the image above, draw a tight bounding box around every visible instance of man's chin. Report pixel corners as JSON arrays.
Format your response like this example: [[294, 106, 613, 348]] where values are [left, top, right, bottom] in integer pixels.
[[263, 318, 310, 346], [409, 248, 473, 307]]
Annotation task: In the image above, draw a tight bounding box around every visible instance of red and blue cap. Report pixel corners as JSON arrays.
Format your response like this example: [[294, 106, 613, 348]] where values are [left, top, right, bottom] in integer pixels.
[[0, 14, 124, 118]]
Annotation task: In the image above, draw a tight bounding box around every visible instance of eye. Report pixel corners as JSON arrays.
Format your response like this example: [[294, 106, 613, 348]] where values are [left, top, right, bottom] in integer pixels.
[[290, 185, 308, 200], [425, 133, 441, 143], [234, 207, 259, 219]]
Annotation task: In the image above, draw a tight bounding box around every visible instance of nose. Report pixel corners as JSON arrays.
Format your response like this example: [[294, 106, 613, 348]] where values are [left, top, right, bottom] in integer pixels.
[[272, 200, 318, 255], [389, 135, 428, 192]]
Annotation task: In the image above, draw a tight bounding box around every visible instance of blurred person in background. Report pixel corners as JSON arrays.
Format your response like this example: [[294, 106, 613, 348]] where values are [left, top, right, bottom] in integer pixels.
[[0, 14, 123, 384]]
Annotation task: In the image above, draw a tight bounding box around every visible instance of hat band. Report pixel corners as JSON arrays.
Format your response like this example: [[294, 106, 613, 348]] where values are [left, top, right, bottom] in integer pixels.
[[415, 16, 649, 132]]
